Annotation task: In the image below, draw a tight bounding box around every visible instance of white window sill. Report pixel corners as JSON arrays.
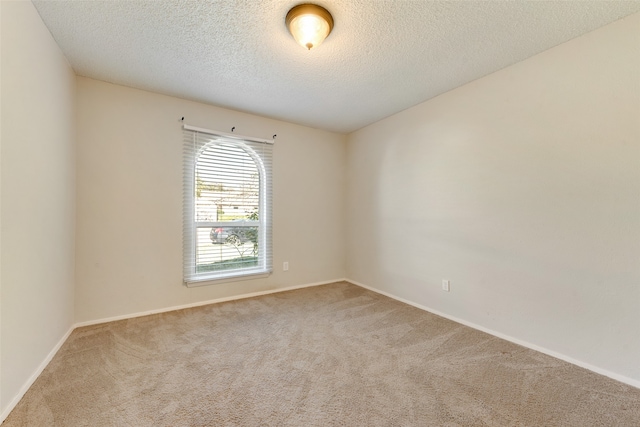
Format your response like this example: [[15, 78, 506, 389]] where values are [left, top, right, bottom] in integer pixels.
[[185, 269, 271, 287]]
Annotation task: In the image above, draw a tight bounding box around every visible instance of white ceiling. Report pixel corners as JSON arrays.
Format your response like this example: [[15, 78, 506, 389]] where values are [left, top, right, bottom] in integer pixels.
[[32, 0, 640, 134]]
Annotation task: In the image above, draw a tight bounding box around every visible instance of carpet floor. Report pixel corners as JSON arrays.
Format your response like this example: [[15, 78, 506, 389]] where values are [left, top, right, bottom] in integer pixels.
[[4, 281, 640, 426]]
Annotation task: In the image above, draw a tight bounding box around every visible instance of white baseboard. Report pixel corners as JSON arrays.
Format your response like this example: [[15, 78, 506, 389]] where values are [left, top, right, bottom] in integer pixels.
[[75, 278, 346, 328], [8, 276, 633, 425], [1, 278, 345, 424], [345, 278, 640, 390], [0, 326, 75, 424]]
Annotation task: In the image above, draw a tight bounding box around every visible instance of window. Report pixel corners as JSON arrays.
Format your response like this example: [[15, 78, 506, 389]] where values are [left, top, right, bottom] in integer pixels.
[[183, 126, 273, 285]]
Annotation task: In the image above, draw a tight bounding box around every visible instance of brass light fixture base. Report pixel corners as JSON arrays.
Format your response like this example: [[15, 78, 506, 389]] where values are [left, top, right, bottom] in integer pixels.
[[286, 4, 334, 50]]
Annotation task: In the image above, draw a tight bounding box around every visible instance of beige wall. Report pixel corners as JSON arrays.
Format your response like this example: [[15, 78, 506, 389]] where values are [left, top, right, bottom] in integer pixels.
[[1, 0, 76, 416], [346, 14, 640, 383], [75, 77, 346, 323], [1, 2, 638, 416]]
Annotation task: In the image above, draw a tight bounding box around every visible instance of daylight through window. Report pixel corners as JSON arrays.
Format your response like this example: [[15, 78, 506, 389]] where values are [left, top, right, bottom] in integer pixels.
[[183, 127, 273, 285]]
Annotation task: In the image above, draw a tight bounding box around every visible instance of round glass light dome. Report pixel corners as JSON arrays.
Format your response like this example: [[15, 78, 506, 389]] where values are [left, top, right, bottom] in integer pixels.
[[286, 4, 334, 50]]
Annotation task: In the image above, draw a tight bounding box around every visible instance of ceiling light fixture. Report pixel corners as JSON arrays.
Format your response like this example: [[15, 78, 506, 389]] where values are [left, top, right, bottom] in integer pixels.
[[286, 4, 334, 51]]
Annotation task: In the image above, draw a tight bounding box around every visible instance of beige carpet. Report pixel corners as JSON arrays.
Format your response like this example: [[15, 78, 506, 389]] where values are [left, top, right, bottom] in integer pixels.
[[4, 281, 640, 426]]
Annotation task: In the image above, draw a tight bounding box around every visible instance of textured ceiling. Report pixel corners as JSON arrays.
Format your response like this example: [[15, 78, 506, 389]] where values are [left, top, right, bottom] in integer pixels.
[[32, 0, 640, 134]]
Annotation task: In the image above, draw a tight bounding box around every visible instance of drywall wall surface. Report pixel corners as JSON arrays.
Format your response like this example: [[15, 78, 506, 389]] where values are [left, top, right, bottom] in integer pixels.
[[75, 77, 346, 322], [346, 14, 640, 382], [1, 0, 76, 415]]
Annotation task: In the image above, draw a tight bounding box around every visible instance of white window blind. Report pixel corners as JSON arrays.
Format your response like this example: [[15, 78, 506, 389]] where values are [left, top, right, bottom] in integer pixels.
[[183, 126, 273, 285]]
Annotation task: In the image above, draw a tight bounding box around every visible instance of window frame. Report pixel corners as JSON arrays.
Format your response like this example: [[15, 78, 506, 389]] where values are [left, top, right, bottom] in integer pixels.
[[183, 125, 273, 286]]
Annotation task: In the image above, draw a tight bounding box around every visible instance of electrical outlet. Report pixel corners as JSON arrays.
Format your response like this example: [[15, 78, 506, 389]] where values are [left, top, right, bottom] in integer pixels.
[[442, 280, 450, 292], [283, 262, 289, 271]]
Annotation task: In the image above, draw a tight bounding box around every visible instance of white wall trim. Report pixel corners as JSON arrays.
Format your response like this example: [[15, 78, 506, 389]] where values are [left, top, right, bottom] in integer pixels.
[[345, 278, 640, 390], [75, 278, 346, 328], [9, 276, 634, 424], [1, 278, 345, 423], [0, 326, 75, 424]]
